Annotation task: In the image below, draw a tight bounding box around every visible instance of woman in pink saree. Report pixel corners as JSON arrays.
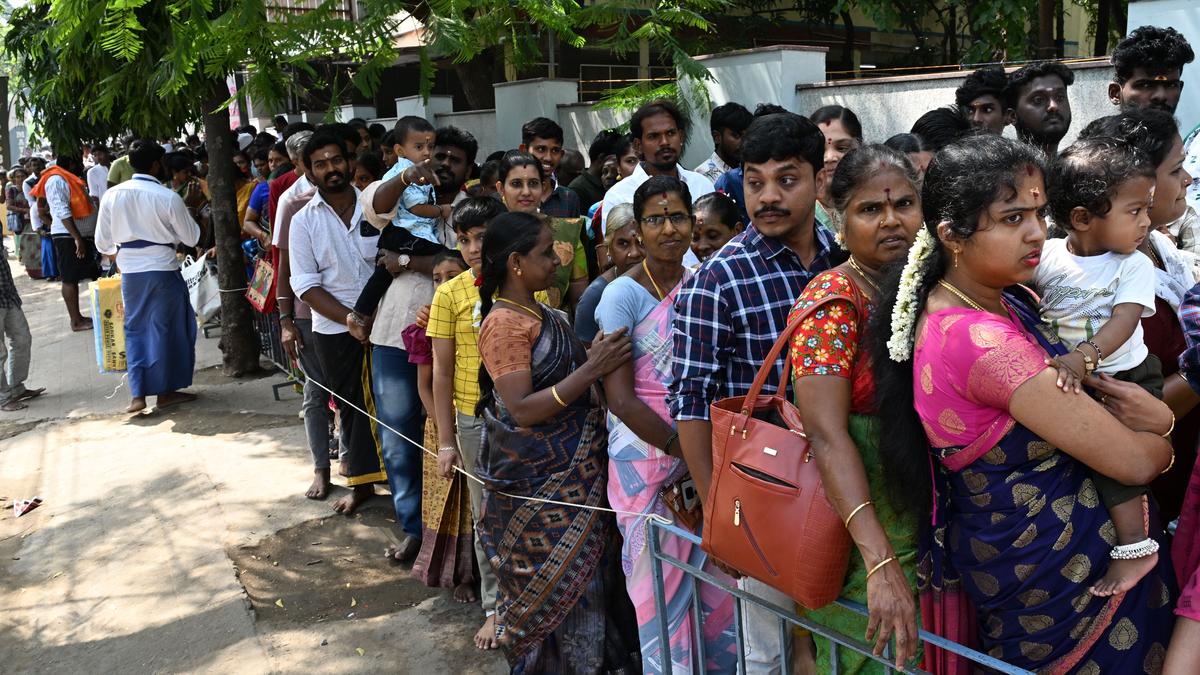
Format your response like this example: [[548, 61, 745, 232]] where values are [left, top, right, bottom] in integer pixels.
[[597, 176, 737, 673], [872, 134, 1177, 673]]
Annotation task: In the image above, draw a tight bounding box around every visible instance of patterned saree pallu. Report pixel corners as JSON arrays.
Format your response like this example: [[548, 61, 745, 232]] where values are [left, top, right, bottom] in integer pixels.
[[91, 275, 126, 372]]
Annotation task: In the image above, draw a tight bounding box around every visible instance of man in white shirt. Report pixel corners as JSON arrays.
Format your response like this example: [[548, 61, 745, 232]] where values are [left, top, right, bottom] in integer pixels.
[[600, 99, 714, 267], [86, 143, 111, 204], [34, 155, 100, 332], [273, 130, 338, 501], [693, 101, 752, 182], [95, 140, 201, 413], [288, 130, 385, 516]]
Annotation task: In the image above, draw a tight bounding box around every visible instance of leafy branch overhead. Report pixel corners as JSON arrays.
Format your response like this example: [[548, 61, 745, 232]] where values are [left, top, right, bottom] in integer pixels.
[[6, 0, 404, 150], [411, 0, 728, 105]]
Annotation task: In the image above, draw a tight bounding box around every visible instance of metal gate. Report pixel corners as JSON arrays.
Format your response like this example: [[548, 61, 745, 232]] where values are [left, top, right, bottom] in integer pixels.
[[645, 519, 1032, 674]]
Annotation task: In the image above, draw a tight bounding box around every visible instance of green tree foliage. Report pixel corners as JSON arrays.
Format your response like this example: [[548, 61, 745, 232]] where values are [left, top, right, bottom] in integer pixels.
[[415, 0, 730, 111], [3, 0, 403, 375]]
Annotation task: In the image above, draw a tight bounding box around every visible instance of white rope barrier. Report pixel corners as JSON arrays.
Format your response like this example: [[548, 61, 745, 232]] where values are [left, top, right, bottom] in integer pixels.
[[296, 363, 673, 526]]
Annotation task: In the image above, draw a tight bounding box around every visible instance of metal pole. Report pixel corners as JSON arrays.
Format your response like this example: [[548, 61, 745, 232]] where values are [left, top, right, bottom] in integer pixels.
[[648, 521, 674, 675]]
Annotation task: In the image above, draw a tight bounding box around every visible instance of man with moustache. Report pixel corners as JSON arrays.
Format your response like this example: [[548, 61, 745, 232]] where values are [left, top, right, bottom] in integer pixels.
[[955, 65, 1013, 134], [354, 126, 459, 560], [670, 112, 840, 674], [599, 98, 715, 231], [1108, 27, 1199, 250], [1109, 26, 1194, 114], [288, 131, 387, 516], [94, 140, 200, 413], [1006, 61, 1074, 157], [431, 126, 477, 214]]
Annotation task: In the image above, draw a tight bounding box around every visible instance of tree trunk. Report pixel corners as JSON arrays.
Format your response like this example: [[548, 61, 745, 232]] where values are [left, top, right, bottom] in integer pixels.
[[1055, 0, 1065, 58], [453, 56, 495, 110], [1037, 0, 1055, 58], [1095, 0, 1112, 56], [0, 76, 9, 167], [203, 81, 260, 377], [839, 11, 855, 75]]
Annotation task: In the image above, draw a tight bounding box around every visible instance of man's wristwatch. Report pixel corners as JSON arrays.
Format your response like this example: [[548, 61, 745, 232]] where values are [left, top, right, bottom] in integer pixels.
[[397, 253, 411, 271]]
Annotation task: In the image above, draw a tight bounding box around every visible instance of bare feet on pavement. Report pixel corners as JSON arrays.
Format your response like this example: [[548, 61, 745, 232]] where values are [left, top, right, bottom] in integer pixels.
[[331, 484, 373, 515], [156, 391, 198, 409], [474, 614, 500, 650], [453, 583, 478, 604], [306, 468, 332, 500], [71, 318, 94, 332], [386, 535, 420, 564], [127, 397, 148, 413]]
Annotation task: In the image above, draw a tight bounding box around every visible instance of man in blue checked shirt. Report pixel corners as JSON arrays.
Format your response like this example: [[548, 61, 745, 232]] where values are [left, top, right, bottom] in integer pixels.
[[669, 111, 842, 673]]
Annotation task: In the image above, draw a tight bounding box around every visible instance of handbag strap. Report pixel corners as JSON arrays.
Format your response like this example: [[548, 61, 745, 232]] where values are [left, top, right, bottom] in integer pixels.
[[739, 273, 869, 415]]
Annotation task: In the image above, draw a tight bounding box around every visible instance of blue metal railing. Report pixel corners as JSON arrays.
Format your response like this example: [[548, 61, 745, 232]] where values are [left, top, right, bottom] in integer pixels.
[[646, 518, 1033, 675]]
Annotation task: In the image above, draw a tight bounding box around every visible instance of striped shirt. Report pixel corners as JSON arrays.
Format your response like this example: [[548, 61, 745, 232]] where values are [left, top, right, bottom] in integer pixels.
[[669, 222, 841, 421], [1179, 283, 1200, 395]]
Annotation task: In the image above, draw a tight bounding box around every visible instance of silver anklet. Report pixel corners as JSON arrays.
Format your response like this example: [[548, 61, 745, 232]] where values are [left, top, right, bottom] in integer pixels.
[[1109, 538, 1159, 560]]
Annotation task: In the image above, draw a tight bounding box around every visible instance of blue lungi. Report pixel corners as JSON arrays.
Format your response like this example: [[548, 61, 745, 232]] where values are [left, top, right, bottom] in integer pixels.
[[40, 235, 58, 278], [122, 270, 196, 398]]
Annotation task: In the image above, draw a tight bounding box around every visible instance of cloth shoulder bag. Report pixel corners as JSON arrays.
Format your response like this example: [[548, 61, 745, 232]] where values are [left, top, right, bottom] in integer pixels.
[[702, 294, 855, 609]]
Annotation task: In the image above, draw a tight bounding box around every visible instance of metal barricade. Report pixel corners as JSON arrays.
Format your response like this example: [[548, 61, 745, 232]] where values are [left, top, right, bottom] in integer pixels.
[[646, 518, 1032, 675], [251, 309, 301, 400]]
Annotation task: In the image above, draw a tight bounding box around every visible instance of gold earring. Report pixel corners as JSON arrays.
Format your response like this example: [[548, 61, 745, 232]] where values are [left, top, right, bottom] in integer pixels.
[[515, 267, 523, 277], [954, 250, 959, 268]]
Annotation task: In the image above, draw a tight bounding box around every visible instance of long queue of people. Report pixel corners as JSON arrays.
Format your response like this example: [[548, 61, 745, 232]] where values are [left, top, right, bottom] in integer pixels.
[[5, 22, 1199, 675], [274, 24, 1200, 675]]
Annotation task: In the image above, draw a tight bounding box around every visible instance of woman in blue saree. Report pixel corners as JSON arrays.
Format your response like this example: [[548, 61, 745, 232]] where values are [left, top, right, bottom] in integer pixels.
[[872, 135, 1177, 673]]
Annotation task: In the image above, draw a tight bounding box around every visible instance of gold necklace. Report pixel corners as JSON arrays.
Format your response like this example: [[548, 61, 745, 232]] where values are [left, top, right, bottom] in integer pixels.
[[937, 280, 988, 312], [1143, 241, 1163, 269], [497, 297, 543, 320], [642, 259, 665, 301], [847, 256, 880, 293]]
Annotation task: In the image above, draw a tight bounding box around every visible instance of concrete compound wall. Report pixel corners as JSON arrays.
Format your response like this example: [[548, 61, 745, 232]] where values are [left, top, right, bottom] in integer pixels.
[[432, 109, 499, 159], [795, 61, 1115, 148], [333, 45, 1126, 171]]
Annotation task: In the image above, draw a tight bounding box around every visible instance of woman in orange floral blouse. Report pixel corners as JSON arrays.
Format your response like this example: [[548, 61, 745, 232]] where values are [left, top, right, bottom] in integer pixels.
[[787, 145, 925, 673]]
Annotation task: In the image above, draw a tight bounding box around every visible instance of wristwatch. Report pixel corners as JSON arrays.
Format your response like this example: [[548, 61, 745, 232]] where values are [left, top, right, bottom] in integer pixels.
[[397, 253, 411, 270]]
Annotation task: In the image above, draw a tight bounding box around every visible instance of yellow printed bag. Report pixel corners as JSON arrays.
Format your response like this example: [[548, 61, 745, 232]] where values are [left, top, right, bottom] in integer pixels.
[[90, 276, 126, 372]]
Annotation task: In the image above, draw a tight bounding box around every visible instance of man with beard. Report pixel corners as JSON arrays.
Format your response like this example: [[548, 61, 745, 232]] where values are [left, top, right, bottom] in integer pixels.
[[1109, 26, 1199, 251], [695, 101, 753, 182], [955, 65, 1013, 134], [671, 112, 840, 674], [1005, 61, 1074, 157], [289, 131, 387, 516], [352, 125, 461, 559], [518, 117, 581, 217], [432, 126, 477, 214], [94, 140, 200, 413], [599, 98, 715, 234], [1110, 26, 1194, 114]]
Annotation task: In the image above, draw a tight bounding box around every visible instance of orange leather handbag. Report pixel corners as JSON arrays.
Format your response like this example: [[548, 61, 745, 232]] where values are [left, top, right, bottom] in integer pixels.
[[701, 299, 854, 609]]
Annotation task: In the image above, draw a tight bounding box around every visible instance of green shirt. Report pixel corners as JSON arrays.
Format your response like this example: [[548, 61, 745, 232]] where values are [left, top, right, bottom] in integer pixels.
[[107, 155, 134, 185]]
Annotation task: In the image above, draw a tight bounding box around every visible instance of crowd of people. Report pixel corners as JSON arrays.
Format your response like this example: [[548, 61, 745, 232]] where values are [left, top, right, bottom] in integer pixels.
[[5, 22, 1200, 675]]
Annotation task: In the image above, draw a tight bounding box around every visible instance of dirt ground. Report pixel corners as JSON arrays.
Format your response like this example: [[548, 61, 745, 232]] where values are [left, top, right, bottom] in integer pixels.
[[0, 252, 505, 674]]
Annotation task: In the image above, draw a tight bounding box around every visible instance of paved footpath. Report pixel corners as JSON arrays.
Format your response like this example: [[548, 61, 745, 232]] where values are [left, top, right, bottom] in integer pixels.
[[0, 255, 504, 674]]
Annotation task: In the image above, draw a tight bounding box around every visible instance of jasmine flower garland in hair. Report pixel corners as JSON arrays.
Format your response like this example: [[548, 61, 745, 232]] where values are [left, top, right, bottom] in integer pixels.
[[887, 227, 936, 362]]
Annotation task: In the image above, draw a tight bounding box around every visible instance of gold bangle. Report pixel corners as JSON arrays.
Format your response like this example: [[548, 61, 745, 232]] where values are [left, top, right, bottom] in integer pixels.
[[865, 556, 896, 581], [550, 385, 567, 408], [1162, 412, 1176, 438], [843, 500, 874, 529], [1162, 450, 1176, 475]]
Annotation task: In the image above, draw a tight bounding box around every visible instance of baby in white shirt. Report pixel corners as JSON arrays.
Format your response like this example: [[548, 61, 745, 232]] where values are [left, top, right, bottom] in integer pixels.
[[1035, 135, 1161, 599]]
